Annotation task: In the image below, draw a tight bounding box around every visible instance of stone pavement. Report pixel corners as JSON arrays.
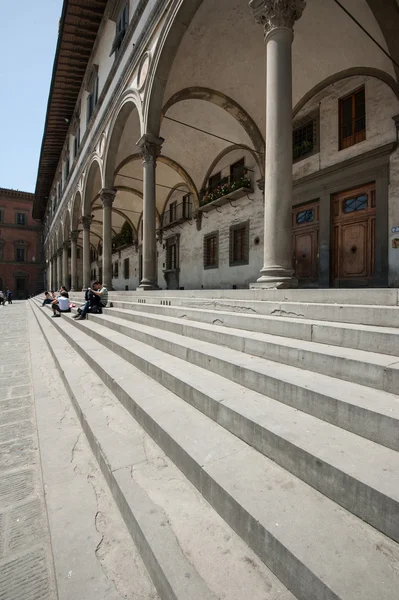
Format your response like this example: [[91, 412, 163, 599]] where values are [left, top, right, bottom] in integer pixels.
[[0, 301, 57, 600]]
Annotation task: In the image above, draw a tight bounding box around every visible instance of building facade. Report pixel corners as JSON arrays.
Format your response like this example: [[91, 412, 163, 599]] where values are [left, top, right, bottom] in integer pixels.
[[0, 188, 44, 298], [34, 0, 399, 291]]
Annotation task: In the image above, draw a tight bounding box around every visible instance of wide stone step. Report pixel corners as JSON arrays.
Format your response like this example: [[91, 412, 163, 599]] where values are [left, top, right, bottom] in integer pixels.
[[95, 305, 399, 392], [70, 310, 399, 543], [67, 305, 399, 451], [68, 292, 399, 327], [68, 287, 399, 305], [30, 301, 399, 600], [99, 299, 399, 356], [31, 302, 293, 600], [103, 297, 399, 328]]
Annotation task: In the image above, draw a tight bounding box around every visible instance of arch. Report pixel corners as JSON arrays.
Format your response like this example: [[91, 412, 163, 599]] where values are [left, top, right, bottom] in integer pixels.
[[103, 90, 143, 189], [366, 0, 399, 82], [161, 87, 265, 163], [144, 0, 397, 134], [144, 0, 205, 134], [91, 205, 138, 235], [293, 67, 399, 117], [200, 144, 263, 192], [160, 182, 190, 217], [82, 156, 102, 217], [71, 191, 83, 231], [115, 153, 200, 208]]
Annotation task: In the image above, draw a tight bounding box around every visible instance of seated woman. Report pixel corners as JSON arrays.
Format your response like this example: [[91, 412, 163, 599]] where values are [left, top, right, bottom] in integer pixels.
[[42, 291, 53, 306], [51, 291, 71, 317]]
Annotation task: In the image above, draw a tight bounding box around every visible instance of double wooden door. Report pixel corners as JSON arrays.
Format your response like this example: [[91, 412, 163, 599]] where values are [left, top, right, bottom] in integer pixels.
[[292, 202, 319, 285], [332, 183, 375, 287]]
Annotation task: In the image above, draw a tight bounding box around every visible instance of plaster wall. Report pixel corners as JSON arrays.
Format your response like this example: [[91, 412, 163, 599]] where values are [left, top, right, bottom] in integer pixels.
[[293, 76, 399, 181]]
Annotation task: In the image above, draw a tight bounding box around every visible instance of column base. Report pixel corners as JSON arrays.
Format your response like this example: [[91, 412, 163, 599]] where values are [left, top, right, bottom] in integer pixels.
[[138, 279, 159, 291], [250, 267, 298, 290]]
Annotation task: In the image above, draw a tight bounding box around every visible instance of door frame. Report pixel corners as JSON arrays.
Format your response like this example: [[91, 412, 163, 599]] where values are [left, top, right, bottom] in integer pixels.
[[331, 183, 376, 287], [292, 200, 320, 286], [293, 142, 392, 287]]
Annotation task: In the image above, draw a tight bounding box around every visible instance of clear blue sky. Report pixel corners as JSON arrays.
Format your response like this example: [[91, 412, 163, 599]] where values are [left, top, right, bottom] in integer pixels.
[[0, 0, 63, 193]]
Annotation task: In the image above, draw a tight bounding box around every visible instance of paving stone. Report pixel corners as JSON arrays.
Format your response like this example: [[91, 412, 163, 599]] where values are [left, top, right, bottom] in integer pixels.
[[0, 304, 56, 599], [8, 498, 45, 552], [0, 470, 34, 509], [0, 549, 51, 600], [0, 407, 33, 426], [0, 421, 35, 444], [7, 385, 31, 399], [0, 397, 32, 411], [0, 437, 36, 472]]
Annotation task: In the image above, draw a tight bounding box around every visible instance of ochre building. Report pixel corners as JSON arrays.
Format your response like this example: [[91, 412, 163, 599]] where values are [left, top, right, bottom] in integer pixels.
[[0, 188, 44, 298], [35, 0, 399, 290]]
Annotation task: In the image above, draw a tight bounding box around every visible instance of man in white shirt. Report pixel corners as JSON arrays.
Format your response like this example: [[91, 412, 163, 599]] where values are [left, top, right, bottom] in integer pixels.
[[51, 291, 71, 317]]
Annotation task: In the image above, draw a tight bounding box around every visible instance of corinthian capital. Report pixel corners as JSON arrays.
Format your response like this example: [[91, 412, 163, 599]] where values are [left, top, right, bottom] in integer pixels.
[[249, 0, 306, 37], [100, 188, 116, 209], [137, 134, 164, 163], [81, 215, 92, 230]]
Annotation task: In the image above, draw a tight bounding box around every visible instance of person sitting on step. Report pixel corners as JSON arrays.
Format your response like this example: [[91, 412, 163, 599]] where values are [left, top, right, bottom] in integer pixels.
[[51, 290, 71, 317], [74, 281, 108, 321], [42, 291, 53, 306]]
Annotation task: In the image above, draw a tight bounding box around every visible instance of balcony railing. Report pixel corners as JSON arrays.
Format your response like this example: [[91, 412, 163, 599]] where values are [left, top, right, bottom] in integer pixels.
[[162, 200, 192, 228], [199, 171, 254, 211]]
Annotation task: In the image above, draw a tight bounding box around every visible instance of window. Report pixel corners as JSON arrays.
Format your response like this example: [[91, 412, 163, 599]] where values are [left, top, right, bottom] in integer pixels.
[[113, 261, 119, 278], [169, 201, 177, 223], [166, 236, 179, 270], [86, 71, 99, 125], [203, 232, 219, 269], [293, 116, 317, 160], [110, 3, 128, 57], [0, 208, 3, 223], [182, 194, 191, 219], [343, 194, 368, 214], [0, 244, 3, 261], [208, 172, 222, 191], [296, 209, 315, 225], [16, 248, 26, 262], [124, 257, 129, 279], [57, 182, 62, 203], [230, 158, 245, 183], [16, 213, 27, 226], [77, 248, 81, 259], [229, 221, 249, 266], [339, 87, 366, 150]]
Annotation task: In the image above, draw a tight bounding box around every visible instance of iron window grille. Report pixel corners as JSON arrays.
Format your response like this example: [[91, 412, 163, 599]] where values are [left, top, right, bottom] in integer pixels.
[[229, 221, 249, 266], [203, 232, 219, 269]]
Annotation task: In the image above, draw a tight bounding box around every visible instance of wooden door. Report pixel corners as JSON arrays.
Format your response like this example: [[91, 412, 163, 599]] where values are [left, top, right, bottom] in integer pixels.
[[292, 202, 319, 285], [332, 183, 375, 287]]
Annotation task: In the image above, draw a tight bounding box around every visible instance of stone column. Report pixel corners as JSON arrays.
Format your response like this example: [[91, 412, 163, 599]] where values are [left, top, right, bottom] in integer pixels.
[[137, 134, 163, 289], [52, 256, 57, 291], [100, 189, 116, 289], [250, 0, 305, 288], [70, 231, 79, 291], [62, 242, 69, 288], [48, 258, 52, 291], [57, 248, 63, 290], [81, 216, 91, 289]]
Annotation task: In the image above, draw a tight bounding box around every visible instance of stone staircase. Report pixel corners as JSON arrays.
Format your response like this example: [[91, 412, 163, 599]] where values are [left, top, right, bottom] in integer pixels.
[[30, 289, 399, 600]]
